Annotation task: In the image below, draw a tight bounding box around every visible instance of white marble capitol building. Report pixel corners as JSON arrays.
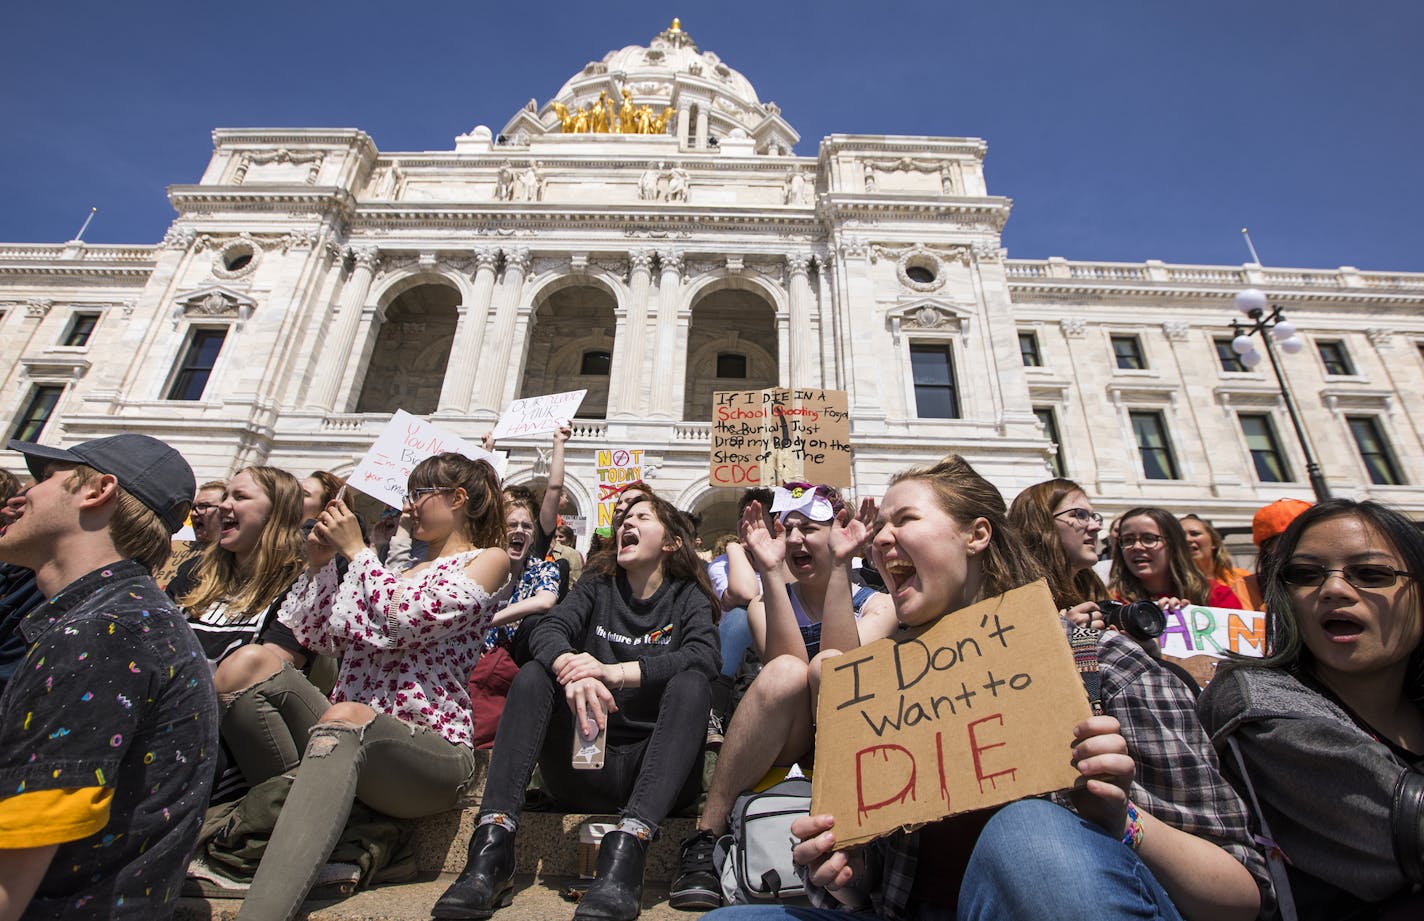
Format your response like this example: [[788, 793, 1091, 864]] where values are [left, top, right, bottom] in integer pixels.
[[4, 20, 1423, 535]]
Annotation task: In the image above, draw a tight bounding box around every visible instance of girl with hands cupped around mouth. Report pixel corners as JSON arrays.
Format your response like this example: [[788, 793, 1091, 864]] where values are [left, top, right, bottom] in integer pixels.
[[435, 492, 721, 921], [706, 456, 1270, 921]]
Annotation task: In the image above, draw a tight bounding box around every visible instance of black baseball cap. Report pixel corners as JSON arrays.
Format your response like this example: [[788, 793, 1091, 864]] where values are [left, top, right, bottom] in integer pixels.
[[7, 434, 196, 534]]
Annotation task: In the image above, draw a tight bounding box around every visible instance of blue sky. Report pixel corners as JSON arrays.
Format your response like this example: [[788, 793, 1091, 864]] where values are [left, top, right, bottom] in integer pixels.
[[2, 0, 1420, 270]]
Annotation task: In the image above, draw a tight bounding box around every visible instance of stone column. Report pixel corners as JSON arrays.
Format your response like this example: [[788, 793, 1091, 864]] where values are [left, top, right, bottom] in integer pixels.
[[471, 248, 530, 412], [676, 106, 691, 148], [814, 255, 841, 389], [695, 108, 709, 149], [436, 247, 500, 414], [608, 249, 654, 418], [647, 249, 684, 418], [307, 245, 379, 411], [786, 254, 815, 388]]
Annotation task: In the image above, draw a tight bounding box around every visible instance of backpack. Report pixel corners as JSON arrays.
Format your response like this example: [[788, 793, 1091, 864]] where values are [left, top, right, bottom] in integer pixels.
[[713, 776, 813, 905]]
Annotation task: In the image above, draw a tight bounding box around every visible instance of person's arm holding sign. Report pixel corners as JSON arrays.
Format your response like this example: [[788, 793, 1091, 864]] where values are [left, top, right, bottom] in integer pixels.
[[538, 424, 570, 542], [740, 500, 803, 662]]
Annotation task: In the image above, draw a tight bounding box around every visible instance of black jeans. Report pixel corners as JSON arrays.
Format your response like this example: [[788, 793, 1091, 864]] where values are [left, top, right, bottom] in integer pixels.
[[481, 661, 709, 831]]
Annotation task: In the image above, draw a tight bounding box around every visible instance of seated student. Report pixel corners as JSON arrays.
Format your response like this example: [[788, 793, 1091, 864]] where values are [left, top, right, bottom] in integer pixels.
[[672, 483, 894, 911], [1008, 477, 1110, 622], [228, 452, 508, 921], [298, 470, 347, 523], [1199, 499, 1424, 921], [704, 487, 775, 743], [1111, 506, 1245, 611], [707, 456, 1270, 921], [1181, 514, 1252, 611], [168, 467, 316, 802], [468, 487, 562, 747], [0, 434, 216, 919], [434, 493, 719, 921]]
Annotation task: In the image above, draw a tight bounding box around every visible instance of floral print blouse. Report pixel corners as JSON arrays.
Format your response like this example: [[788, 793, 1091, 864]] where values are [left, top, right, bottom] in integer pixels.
[[277, 548, 496, 748]]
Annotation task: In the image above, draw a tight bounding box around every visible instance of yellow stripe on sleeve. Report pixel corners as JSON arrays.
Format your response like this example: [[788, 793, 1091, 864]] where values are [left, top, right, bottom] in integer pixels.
[[0, 787, 114, 848]]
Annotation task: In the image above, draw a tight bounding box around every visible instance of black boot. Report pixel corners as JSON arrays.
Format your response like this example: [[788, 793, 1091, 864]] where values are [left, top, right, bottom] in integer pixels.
[[574, 829, 648, 921], [432, 822, 516, 919]]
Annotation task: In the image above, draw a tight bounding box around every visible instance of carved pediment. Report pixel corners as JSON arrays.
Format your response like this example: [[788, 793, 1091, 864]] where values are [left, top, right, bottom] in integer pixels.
[[171, 285, 257, 327], [886, 297, 972, 342]]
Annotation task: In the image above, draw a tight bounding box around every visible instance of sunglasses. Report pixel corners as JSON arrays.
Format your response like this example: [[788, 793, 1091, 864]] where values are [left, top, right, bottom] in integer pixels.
[[1279, 562, 1414, 589]]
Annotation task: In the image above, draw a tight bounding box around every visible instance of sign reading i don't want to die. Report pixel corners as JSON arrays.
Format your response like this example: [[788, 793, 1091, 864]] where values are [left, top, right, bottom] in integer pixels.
[[811, 580, 1092, 848]]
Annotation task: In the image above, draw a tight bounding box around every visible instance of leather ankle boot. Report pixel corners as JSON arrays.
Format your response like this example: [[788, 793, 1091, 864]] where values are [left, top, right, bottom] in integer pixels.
[[431, 822, 516, 919], [574, 829, 648, 921]]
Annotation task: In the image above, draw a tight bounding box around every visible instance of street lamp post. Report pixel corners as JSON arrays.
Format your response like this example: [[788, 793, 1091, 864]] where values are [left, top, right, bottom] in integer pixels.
[[1230, 288, 1331, 501]]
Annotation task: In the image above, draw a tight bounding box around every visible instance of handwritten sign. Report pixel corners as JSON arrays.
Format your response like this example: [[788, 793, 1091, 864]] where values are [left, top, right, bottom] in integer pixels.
[[349, 410, 504, 509], [489, 390, 586, 440], [811, 580, 1090, 848], [595, 447, 644, 529], [1158, 606, 1266, 660], [710, 388, 851, 487]]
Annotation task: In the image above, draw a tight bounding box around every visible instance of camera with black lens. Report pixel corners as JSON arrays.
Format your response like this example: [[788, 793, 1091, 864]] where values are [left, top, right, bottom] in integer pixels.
[[1095, 599, 1166, 642]]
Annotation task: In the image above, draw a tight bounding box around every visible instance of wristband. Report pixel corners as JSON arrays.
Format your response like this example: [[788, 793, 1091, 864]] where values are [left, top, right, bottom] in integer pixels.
[[1121, 801, 1143, 851]]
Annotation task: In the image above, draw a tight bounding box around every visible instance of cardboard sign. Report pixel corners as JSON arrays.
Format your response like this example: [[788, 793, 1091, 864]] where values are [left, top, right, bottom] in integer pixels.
[[595, 447, 645, 529], [710, 388, 851, 487], [490, 389, 587, 439], [349, 410, 504, 509], [811, 580, 1091, 848], [1158, 606, 1266, 660]]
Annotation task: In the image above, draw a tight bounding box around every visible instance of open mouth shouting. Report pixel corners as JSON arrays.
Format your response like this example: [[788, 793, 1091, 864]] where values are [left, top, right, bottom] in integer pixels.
[[880, 556, 919, 602], [1320, 611, 1366, 643]]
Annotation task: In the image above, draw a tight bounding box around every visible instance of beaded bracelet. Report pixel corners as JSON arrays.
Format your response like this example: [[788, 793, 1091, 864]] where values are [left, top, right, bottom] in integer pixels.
[[1121, 801, 1144, 851]]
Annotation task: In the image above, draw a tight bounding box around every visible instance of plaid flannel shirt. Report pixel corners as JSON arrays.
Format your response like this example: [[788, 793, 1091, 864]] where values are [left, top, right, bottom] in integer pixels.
[[802, 625, 1273, 919]]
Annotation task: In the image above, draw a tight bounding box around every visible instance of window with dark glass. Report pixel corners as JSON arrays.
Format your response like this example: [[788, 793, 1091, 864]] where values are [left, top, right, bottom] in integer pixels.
[[1348, 416, 1405, 485], [62, 312, 100, 347], [166, 329, 227, 401], [905, 265, 936, 284], [1239, 413, 1290, 483], [11, 385, 64, 442], [1034, 407, 1065, 477], [1214, 337, 1246, 372], [1019, 331, 1042, 368], [910, 343, 961, 419], [1317, 340, 1354, 376], [1129, 410, 1179, 479], [1111, 334, 1147, 370], [579, 350, 611, 376], [716, 352, 748, 379]]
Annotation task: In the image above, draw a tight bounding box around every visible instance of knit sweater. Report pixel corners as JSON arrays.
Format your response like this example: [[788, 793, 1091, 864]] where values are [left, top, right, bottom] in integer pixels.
[[529, 570, 720, 742]]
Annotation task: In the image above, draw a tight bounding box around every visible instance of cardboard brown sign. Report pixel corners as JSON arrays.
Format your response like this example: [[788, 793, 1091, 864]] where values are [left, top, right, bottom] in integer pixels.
[[710, 388, 851, 487], [810, 580, 1091, 848]]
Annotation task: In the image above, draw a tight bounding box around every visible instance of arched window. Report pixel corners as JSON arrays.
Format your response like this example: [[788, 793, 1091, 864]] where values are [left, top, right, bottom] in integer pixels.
[[580, 350, 612, 376]]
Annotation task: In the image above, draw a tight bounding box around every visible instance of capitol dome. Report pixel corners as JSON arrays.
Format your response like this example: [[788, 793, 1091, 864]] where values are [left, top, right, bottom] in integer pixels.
[[498, 19, 799, 155]]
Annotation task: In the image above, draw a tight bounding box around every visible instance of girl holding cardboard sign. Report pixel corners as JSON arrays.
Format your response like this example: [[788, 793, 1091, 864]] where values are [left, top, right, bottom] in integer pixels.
[[435, 493, 720, 921], [707, 457, 1268, 921], [1199, 499, 1424, 920], [229, 452, 510, 921]]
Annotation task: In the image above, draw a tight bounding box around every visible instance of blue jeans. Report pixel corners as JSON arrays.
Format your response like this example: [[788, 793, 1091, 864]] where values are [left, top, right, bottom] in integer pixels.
[[719, 606, 753, 678], [703, 800, 1185, 921]]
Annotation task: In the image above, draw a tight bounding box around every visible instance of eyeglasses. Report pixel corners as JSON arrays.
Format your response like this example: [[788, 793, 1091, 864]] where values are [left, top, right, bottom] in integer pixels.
[[404, 486, 455, 505], [1280, 562, 1414, 589], [1119, 534, 1165, 550], [192, 502, 219, 513], [1054, 508, 1103, 528]]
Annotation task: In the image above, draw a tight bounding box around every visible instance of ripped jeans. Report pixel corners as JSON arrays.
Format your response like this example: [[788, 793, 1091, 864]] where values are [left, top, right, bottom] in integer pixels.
[[227, 667, 477, 921]]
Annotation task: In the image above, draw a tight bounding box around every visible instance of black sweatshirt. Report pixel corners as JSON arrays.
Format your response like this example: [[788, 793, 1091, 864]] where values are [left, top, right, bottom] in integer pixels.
[[529, 570, 720, 742]]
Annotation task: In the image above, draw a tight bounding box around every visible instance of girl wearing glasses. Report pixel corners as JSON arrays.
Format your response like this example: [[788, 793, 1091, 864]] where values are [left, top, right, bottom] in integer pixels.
[[436, 493, 720, 921], [1110, 507, 1245, 611], [1008, 478, 1109, 625], [720, 457, 1267, 921], [1200, 499, 1424, 921], [228, 453, 509, 921]]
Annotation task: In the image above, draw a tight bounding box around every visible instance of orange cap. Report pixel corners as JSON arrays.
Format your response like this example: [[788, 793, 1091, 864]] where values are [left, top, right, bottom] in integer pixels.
[[1252, 499, 1312, 547]]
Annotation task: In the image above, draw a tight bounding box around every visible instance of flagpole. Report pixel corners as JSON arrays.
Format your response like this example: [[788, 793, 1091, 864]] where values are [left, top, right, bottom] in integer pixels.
[[72, 207, 98, 242]]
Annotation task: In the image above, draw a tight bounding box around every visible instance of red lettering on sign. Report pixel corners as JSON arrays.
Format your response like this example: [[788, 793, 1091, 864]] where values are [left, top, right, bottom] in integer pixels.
[[854, 744, 917, 824], [967, 714, 1018, 794]]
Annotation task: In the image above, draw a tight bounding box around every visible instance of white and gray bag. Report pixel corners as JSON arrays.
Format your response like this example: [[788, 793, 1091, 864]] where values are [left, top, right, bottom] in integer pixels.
[[713, 776, 813, 905]]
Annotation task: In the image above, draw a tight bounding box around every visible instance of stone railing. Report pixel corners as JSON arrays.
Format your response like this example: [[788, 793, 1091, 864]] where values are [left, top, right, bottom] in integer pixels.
[[568, 420, 608, 440], [0, 243, 158, 262], [672, 422, 711, 442], [1004, 258, 1424, 293]]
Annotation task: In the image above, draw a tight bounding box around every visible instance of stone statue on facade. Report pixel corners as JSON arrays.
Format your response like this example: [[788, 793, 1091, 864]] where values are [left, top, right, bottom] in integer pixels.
[[517, 161, 545, 201], [783, 167, 809, 205], [639, 162, 662, 201], [666, 165, 690, 202], [495, 162, 516, 201]]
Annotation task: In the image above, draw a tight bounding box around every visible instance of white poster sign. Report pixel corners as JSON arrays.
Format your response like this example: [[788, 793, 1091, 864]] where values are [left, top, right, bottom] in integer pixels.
[[348, 410, 505, 509], [489, 390, 587, 439]]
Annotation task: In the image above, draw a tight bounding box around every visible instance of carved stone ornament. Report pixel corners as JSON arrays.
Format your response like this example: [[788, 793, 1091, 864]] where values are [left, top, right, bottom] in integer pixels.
[[171, 286, 257, 328], [1367, 327, 1395, 348], [971, 241, 1002, 262], [838, 235, 868, 259], [531, 255, 567, 276], [657, 249, 684, 274], [913, 306, 948, 328], [749, 262, 785, 285], [896, 248, 947, 293], [282, 230, 318, 252], [351, 245, 382, 270], [503, 248, 532, 273], [473, 248, 502, 272], [233, 148, 325, 185], [628, 249, 656, 272], [886, 298, 970, 344], [1162, 320, 1190, 341], [685, 259, 722, 277], [162, 225, 198, 250], [212, 238, 263, 280], [785, 254, 813, 277], [864, 156, 948, 174], [26, 298, 53, 319], [1060, 317, 1087, 338]]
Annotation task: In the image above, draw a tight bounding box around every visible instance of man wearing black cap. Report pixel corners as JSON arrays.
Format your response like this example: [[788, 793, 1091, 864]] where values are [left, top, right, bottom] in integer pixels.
[[0, 434, 217, 919]]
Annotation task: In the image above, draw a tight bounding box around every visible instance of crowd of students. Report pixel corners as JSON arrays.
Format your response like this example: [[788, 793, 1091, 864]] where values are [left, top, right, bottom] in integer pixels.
[[0, 429, 1419, 921]]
